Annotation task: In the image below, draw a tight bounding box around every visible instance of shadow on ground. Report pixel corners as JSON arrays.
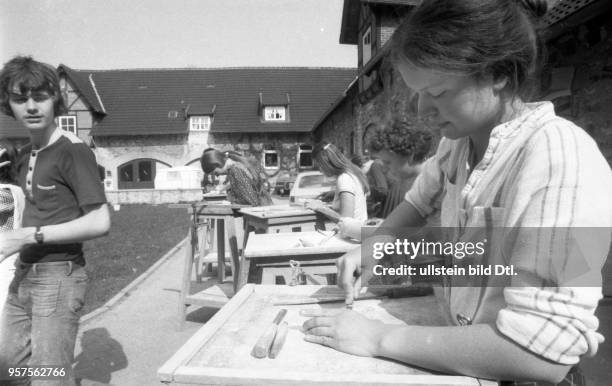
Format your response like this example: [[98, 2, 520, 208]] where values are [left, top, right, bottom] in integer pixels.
[[186, 306, 219, 324], [74, 328, 127, 385]]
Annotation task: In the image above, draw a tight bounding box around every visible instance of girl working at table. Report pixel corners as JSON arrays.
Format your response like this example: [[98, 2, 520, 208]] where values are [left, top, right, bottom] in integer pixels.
[[302, 0, 612, 384], [200, 148, 272, 206], [308, 142, 369, 227]]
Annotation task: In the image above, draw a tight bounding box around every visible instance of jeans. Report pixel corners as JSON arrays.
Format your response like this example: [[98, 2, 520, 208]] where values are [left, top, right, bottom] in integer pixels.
[[0, 260, 87, 386]]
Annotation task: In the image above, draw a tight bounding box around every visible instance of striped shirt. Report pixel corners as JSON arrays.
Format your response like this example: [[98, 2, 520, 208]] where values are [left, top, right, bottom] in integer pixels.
[[405, 102, 612, 364], [0, 188, 15, 231]]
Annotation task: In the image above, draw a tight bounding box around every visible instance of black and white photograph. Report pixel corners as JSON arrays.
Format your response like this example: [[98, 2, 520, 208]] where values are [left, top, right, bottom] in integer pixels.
[[1, 0, 612, 385]]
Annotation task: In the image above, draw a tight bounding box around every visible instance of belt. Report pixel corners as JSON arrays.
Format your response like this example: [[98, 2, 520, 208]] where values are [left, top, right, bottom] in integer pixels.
[[16, 259, 79, 276]]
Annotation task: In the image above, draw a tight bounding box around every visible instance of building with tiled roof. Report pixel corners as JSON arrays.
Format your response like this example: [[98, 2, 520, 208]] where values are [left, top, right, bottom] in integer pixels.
[[0, 66, 356, 198], [314, 0, 612, 156]]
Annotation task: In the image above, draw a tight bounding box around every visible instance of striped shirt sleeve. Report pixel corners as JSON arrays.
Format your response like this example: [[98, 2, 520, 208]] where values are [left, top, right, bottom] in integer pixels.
[[404, 139, 450, 217], [496, 120, 612, 364]]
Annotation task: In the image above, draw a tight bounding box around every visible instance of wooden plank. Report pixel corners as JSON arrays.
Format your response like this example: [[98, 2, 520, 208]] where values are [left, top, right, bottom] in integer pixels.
[[244, 231, 359, 259], [184, 282, 235, 308], [159, 284, 256, 383], [161, 285, 495, 385], [162, 286, 479, 385], [172, 367, 484, 385], [240, 205, 314, 219]]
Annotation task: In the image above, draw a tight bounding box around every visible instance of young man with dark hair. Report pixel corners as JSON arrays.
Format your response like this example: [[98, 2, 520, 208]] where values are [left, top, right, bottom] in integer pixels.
[[0, 56, 110, 385]]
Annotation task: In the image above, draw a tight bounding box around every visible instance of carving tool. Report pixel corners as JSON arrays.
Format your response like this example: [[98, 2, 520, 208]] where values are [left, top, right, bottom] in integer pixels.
[[268, 321, 289, 358], [251, 308, 287, 358], [273, 285, 434, 306]]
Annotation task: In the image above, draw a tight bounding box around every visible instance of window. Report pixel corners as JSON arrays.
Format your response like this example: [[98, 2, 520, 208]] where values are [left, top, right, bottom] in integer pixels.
[[362, 26, 372, 65], [117, 159, 157, 189], [263, 106, 286, 121], [138, 161, 153, 182], [298, 144, 313, 168], [189, 116, 211, 131], [263, 149, 279, 169], [119, 164, 133, 183], [58, 116, 76, 133]]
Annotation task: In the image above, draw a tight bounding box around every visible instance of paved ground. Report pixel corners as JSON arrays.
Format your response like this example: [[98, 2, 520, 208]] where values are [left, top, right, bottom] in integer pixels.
[[70, 230, 612, 385], [73, 241, 218, 386]]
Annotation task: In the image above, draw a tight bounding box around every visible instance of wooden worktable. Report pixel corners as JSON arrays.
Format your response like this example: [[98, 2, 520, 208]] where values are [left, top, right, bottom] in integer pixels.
[[238, 231, 360, 287], [159, 284, 497, 385], [240, 205, 320, 239]]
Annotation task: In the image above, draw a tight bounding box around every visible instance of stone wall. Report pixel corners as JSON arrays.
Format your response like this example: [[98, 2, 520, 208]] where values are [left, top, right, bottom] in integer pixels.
[[105, 188, 203, 205], [93, 131, 314, 192], [317, 58, 429, 156], [545, 13, 612, 165]]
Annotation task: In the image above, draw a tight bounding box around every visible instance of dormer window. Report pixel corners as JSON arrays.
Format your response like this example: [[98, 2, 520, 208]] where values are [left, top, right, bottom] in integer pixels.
[[58, 115, 77, 134], [189, 115, 211, 131], [263, 106, 286, 121]]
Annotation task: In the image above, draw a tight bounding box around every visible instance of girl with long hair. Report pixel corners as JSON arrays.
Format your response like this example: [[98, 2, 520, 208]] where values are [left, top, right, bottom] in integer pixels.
[[310, 142, 369, 226], [200, 148, 272, 206]]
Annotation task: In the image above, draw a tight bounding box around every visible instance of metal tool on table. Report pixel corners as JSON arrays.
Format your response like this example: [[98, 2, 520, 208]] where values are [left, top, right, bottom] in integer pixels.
[[288, 260, 307, 286], [273, 285, 434, 306], [268, 321, 289, 358], [251, 308, 288, 358]]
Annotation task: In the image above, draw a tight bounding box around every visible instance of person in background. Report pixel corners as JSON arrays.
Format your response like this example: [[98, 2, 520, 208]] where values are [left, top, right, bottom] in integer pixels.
[[302, 0, 612, 384], [350, 154, 389, 218], [338, 124, 436, 241], [368, 120, 436, 218], [200, 148, 272, 206], [0, 140, 25, 315], [0, 56, 111, 385], [308, 142, 368, 231]]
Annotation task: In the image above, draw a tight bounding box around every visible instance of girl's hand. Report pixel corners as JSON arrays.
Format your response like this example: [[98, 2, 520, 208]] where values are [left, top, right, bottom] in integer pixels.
[[301, 308, 387, 357]]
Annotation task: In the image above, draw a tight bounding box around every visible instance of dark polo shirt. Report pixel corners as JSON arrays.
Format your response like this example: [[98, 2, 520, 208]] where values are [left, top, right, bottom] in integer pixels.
[[17, 130, 107, 265]]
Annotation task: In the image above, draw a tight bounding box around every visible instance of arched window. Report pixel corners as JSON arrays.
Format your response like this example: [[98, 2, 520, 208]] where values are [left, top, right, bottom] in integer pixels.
[[117, 158, 168, 189]]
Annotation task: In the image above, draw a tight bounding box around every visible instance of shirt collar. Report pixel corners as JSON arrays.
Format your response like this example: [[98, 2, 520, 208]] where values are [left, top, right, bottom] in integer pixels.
[[31, 127, 63, 154], [489, 101, 553, 139]]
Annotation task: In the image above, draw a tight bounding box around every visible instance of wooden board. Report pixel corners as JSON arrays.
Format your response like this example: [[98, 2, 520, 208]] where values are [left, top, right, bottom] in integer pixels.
[[159, 285, 498, 385], [240, 205, 315, 219], [244, 231, 359, 259]]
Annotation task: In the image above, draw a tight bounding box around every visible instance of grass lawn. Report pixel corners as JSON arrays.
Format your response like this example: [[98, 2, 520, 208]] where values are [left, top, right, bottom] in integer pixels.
[[81, 204, 189, 315]]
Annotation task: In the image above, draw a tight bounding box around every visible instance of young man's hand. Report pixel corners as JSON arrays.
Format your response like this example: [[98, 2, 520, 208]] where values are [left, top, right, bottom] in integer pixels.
[[301, 308, 387, 357], [0, 227, 35, 262]]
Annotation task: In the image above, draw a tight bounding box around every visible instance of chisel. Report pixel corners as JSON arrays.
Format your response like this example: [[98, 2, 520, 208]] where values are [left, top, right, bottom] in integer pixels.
[[251, 308, 287, 358], [268, 321, 289, 358]]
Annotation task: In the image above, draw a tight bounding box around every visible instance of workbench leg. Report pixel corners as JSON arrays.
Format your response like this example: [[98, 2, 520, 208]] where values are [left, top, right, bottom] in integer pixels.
[[179, 229, 194, 330], [242, 219, 251, 252], [237, 249, 251, 290], [194, 222, 204, 283], [225, 216, 241, 293], [216, 219, 226, 283]]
